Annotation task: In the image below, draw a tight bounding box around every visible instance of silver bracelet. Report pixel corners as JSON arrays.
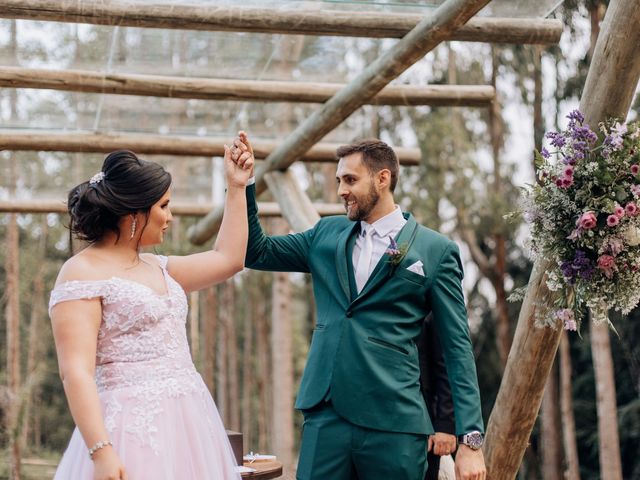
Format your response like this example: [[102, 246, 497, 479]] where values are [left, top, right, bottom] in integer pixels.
[[88, 440, 113, 459]]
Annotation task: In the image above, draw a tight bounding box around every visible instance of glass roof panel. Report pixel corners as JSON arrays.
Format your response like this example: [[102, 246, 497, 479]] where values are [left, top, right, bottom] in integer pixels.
[[0, 0, 565, 205]]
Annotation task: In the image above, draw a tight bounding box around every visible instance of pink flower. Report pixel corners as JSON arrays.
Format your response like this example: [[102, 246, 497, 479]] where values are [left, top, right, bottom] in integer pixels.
[[607, 215, 619, 227], [598, 254, 616, 279], [578, 211, 597, 230], [632, 185, 640, 196], [564, 166, 574, 177], [625, 202, 638, 216], [562, 177, 573, 188], [631, 164, 640, 175], [554, 309, 577, 331], [614, 205, 625, 218]]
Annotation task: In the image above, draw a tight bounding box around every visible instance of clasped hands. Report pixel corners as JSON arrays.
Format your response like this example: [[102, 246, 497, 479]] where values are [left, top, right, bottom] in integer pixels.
[[225, 131, 254, 187]]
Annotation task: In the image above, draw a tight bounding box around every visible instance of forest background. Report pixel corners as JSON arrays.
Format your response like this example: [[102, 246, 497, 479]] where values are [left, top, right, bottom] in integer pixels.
[[1, 1, 639, 479]]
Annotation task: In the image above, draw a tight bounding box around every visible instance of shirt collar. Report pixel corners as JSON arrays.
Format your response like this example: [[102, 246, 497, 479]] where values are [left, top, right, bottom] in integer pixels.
[[360, 206, 406, 238]]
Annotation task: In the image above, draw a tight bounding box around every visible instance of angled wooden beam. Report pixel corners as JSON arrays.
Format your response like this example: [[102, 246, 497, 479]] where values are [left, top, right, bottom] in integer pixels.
[[0, 66, 495, 107], [188, 0, 492, 244], [264, 170, 321, 233], [0, 130, 422, 165], [484, 1, 640, 478], [0, 0, 562, 44], [0, 199, 344, 217]]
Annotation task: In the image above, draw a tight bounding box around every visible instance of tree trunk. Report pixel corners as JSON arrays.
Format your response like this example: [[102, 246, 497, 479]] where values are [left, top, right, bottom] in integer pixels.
[[226, 282, 240, 431], [241, 278, 256, 451], [5, 201, 22, 480], [590, 321, 623, 480], [20, 219, 48, 451], [216, 284, 229, 424], [5, 19, 21, 478], [202, 287, 217, 394], [256, 272, 271, 453], [270, 219, 295, 468], [484, 1, 640, 477], [559, 332, 580, 480], [540, 360, 563, 480], [488, 46, 511, 369], [189, 291, 200, 368]]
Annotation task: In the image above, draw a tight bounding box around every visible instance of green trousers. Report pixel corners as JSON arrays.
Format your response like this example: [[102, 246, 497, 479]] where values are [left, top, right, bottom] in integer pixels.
[[296, 401, 428, 480]]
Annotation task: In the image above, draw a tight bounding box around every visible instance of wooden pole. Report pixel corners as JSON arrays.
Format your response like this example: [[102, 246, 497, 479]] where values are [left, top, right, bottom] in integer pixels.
[[483, 1, 640, 477], [0, 0, 562, 44], [264, 170, 321, 233], [0, 66, 495, 107], [188, 0, 492, 243], [0, 199, 344, 217], [0, 130, 421, 165]]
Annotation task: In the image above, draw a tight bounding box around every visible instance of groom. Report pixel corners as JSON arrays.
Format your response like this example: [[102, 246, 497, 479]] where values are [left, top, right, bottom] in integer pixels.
[[232, 134, 486, 480]]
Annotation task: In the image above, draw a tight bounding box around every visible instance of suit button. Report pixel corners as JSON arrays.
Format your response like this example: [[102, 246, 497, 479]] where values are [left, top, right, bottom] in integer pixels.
[[346, 311, 353, 318]]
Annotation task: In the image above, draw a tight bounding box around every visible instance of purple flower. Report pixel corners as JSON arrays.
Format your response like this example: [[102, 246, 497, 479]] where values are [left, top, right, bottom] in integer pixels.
[[541, 147, 550, 159], [385, 237, 400, 256], [567, 110, 584, 124], [561, 250, 595, 284], [546, 131, 566, 148]]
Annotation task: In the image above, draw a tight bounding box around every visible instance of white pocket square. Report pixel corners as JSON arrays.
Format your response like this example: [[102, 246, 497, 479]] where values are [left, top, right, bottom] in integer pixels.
[[406, 260, 425, 276]]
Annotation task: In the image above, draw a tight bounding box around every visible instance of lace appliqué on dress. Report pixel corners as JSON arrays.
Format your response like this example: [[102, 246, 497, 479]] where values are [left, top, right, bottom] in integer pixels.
[[49, 256, 202, 455]]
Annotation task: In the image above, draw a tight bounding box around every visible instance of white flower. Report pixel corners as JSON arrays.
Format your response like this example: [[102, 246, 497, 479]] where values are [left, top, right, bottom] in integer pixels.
[[623, 226, 640, 246]]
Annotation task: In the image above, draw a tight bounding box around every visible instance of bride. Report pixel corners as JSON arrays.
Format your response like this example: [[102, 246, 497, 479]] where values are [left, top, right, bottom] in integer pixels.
[[49, 141, 253, 479]]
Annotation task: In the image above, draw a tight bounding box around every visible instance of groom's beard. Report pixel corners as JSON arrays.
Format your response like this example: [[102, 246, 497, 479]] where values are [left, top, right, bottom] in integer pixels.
[[346, 183, 380, 222]]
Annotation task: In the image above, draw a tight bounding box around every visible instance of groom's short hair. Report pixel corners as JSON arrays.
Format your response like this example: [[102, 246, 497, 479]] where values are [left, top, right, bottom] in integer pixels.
[[336, 139, 399, 192]]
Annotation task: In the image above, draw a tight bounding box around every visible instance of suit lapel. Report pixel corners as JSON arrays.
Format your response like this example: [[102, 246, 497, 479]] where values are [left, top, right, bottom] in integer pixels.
[[354, 214, 419, 301], [335, 221, 360, 301]]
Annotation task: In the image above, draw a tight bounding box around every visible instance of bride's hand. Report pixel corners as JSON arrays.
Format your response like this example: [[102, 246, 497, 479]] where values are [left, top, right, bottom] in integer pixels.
[[92, 447, 128, 480], [225, 131, 255, 187]]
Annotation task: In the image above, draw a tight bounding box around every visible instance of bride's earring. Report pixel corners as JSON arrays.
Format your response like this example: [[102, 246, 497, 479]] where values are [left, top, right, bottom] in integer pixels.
[[130, 215, 138, 239]]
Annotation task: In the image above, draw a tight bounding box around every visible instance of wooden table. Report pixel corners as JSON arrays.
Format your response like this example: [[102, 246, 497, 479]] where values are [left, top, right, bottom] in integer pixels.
[[240, 460, 283, 479]]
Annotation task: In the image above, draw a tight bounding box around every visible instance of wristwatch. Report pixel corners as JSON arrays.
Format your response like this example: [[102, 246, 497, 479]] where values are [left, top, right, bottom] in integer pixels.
[[457, 431, 484, 450]]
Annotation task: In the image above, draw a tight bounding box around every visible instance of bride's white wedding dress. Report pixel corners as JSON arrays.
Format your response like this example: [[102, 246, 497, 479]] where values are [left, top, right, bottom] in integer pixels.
[[49, 255, 240, 479]]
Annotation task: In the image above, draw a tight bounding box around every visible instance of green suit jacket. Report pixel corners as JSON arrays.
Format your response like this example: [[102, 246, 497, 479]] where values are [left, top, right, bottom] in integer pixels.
[[245, 184, 483, 436]]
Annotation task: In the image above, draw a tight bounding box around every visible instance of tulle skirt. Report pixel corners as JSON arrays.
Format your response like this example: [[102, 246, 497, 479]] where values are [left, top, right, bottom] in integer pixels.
[[54, 377, 240, 480]]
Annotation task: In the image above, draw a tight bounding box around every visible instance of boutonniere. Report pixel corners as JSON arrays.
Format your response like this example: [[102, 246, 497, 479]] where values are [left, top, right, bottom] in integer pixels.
[[385, 237, 408, 266]]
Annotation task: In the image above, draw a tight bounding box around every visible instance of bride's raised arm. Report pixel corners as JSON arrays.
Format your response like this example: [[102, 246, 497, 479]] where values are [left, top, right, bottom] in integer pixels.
[[166, 135, 254, 292]]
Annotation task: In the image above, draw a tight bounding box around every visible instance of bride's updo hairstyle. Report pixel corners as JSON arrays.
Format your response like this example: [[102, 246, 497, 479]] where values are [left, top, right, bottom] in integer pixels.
[[68, 150, 172, 243]]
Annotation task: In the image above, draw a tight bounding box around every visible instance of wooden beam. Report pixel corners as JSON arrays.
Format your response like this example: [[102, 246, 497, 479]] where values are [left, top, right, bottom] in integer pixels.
[[0, 0, 563, 44], [265, 170, 321, 233], [0, 199, 344, 217], [0, 130, 422, 165], [188, 0, 492, 244], [0, 66, 495, 107], [483, 1, 640, 478]]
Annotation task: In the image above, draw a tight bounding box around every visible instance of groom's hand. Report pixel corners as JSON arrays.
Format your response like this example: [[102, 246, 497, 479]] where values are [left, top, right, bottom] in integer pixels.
[[430, 432, 456, 456], [455, 445, 486, 480]]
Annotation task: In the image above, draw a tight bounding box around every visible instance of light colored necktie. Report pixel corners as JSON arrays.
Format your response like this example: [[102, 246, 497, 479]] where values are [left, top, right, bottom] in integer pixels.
[[355, 227, 374, 293]]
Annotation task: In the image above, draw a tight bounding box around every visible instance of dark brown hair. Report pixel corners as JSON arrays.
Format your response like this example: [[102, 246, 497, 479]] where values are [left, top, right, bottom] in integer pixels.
[[336, 139, 399, 191], [68, 150, 172, 243]]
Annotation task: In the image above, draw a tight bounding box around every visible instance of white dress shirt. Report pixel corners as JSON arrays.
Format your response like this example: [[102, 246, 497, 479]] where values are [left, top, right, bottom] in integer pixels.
[[352, 206, 407, 285]]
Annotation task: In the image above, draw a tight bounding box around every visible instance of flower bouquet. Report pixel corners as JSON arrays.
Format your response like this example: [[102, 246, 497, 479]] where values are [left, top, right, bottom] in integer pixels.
[[521, 110, 640, 330]]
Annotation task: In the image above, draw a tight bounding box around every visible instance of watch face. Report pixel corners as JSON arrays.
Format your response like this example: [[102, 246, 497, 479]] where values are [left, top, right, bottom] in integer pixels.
[[467, 432, 484, 450]]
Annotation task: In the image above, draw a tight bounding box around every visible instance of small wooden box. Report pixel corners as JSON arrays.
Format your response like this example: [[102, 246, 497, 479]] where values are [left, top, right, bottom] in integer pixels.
[[225, 430, 243, 465]]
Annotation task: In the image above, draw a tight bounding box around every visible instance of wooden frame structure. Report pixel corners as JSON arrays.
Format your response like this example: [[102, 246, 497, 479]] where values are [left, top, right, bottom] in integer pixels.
[[0, 67, 495, 107], [13, 1, 638, 478], [0, 199, 344, 217], [0, 130, 421, 164], [0, 0, 562, 43]]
